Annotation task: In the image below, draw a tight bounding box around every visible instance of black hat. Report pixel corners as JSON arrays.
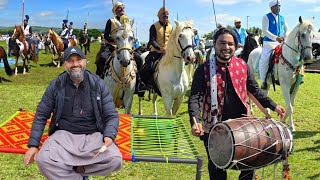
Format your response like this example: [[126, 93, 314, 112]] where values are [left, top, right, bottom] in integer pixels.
[[63, 46, 86, 62]]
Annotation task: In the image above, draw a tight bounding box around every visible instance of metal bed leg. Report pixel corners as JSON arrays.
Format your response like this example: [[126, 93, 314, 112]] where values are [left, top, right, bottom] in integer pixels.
[[196, 156, 203, 180]]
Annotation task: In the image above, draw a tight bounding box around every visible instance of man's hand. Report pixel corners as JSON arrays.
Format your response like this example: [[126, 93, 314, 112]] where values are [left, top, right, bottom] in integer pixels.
[[24, 147, 38, 165], [160, 47, 167, 54], [104, 137, 113, 147], [191, 123, 204, 137], [276, 36, 284, 43], [275, 105, 286, 120]]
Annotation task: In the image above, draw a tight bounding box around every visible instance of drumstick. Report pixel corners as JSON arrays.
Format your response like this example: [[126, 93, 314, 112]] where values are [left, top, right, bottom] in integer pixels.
[[193, 117, 199, 130], [93, 145, 108, 159]]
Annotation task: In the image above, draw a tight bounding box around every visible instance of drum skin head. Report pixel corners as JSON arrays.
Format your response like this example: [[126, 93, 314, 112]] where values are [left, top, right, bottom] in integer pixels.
[[207, 118, 294, 171], [208, 123, 234, 169]]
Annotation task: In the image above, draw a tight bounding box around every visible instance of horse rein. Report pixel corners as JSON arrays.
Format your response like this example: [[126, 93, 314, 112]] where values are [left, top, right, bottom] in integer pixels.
[[281, 29, 312, 72]]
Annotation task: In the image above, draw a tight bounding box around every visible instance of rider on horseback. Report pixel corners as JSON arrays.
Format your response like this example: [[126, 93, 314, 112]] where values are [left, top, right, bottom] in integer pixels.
[[82, 23, 90, 41], [68, 22, 74, 39], [60, 19, 70, 50], [23, 15, 32, 55], [259, 0, 288, 89], [233, 18, 247, 48], [97, 1, 144, 91], [193, 28, 200, 49], [143, 7, 173, 86], [96, 2, 125, 78]]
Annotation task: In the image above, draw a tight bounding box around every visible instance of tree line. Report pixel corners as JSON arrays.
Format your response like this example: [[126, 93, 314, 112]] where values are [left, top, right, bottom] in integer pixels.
[[203, 25, 263, 40]]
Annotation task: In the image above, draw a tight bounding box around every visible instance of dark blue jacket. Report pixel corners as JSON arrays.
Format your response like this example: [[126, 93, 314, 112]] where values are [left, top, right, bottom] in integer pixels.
[[28, 70, 119, 148]]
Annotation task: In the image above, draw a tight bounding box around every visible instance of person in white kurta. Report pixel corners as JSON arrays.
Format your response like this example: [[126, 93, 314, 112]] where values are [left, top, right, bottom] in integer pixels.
[[259, 0, 289, 89]]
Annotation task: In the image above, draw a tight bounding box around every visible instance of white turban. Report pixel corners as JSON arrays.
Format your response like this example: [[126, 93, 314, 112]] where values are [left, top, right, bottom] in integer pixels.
[[269, 0, 281, 8], [234, 18, 241, 23]]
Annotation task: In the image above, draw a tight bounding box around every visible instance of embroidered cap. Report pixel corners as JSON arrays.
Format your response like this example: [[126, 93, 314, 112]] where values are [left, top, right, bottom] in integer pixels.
[[63, 46, 86, 62]]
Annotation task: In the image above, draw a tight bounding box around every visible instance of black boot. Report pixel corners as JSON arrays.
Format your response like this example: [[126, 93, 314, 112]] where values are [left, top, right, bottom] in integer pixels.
[[261, 81, 268, 90]]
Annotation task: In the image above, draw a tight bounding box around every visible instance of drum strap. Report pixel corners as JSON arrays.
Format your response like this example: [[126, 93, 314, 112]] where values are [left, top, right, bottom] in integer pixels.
[[209, 54, 218, 124]]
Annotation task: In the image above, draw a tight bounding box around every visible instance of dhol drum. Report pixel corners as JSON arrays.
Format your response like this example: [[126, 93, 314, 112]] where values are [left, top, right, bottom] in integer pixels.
[[208, 117, 293, 171]]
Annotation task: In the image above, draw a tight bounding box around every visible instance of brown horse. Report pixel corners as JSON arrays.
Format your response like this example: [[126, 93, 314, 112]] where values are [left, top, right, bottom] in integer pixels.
[[48, 29, 77, 68], [11, 25, 29, 75], [0, 46, 12, 82], [30, 39, 39, 65]]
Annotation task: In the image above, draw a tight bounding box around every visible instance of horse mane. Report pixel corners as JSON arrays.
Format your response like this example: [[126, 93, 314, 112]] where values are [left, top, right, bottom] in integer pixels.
[[15, 25, 25, 39], [162, 20, 193, 66], [122, 22, 132, 39], [49, 29, 63, 45]]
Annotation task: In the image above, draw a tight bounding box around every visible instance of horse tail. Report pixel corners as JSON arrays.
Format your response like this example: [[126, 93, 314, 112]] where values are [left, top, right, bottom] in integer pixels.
[[0, 46, 12, 76]]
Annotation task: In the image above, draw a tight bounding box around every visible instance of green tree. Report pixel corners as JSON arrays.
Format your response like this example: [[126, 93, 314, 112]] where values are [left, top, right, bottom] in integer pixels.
[[203, 31, 214, 40], [72, 29, 80, 38], [247, 26, 262, 36], [88, 28, 102, 39]]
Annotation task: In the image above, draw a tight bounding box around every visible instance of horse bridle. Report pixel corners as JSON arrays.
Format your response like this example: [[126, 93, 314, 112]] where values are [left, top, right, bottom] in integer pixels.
[[115, 27, 134, 63], [174, 27, 195, 63], [284, 30, 312, 57], [12, 29, 22, 40]]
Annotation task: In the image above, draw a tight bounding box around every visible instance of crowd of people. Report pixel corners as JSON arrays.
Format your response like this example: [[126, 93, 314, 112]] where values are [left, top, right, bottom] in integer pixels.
[[19, 0, 293, 179]]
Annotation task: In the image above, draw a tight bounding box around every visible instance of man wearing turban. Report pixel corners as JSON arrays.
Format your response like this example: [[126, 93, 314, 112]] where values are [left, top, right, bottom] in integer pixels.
[[23, 15, 32, 55], [97, 1, 144, 93], [259, 0, 288, 89], [142, 7, 173, 89], [68, 22, 74, 38], [60, 19, 70, 50]]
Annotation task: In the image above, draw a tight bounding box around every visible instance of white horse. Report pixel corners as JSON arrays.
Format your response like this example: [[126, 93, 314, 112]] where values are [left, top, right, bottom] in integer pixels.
[[104, 20, 137, 114], [186, 39, 206, 82], [140, 20, 196, 115], [247, 16, 314, 131]]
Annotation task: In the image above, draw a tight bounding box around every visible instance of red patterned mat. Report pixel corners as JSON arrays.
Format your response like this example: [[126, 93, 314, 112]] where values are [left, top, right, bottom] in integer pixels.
[[0, 111, 132, 161]]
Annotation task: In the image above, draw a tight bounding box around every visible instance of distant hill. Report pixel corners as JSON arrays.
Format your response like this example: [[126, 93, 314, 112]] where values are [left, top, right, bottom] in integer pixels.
[[0, 26, 62, 35]]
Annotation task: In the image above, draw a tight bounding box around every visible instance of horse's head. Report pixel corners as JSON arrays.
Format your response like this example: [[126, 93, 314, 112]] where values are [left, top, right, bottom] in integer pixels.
[[12, 25, 24, 40], [199, 40, 206, 54], [244, 31, 259, 51], [295, 16, 314, 60], [47, 29, 53, 40], [115, 21, 134, 67], [168, 20, 195, 65]]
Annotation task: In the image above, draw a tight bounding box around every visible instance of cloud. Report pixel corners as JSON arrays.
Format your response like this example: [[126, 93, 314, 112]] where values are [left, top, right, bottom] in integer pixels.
[[39, 11, 54, 17], [198, 0, 261, 5], [309, 6, 320, 12], [295, 0, 318, 3], [0, 0, 8, 6], [216, 14, 239, 25]]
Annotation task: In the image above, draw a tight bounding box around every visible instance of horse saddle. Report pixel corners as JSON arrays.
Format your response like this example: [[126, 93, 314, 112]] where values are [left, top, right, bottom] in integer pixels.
[[267, 46, 282, 87], [141, 59, 162, 96]]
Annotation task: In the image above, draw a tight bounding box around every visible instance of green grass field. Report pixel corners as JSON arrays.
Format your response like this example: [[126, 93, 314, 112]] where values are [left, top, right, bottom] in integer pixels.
[[0, 41, 319, 180]]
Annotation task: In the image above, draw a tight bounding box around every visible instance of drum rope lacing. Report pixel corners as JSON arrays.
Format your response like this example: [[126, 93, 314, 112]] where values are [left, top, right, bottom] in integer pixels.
[[227, 118, 289, 170]]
